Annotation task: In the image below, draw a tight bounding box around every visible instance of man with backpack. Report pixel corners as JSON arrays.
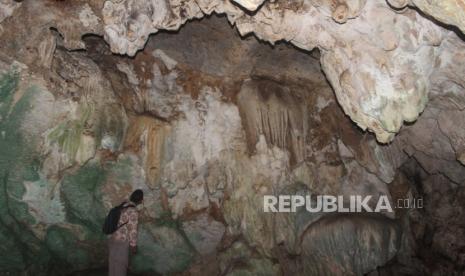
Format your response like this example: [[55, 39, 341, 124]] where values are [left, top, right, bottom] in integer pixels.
[[104, 189, 144, 276]]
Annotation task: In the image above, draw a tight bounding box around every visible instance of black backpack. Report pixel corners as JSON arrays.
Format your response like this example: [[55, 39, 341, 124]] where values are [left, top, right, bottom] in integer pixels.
[[102, 202, 135, 235]]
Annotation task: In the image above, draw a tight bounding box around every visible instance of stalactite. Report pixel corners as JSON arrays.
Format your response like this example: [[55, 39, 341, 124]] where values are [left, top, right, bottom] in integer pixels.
[[237, 78, 306, 165]]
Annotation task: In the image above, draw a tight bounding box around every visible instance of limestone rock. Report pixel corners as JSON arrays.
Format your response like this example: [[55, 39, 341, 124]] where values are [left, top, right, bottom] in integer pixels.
[[218, 240, 280, 276], [410, 0, 465, 34], [237, 78, 308, 165], [0, 0, 20, 25], [232, 0, 266, 12], [182, 213, 225, 256], [0, 1, 465, 275], [301, 215, 401, 275]]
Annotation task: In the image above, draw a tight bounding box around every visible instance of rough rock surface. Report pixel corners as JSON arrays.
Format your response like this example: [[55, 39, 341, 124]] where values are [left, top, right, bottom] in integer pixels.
[[97, 0, 462, 143], [0, 0, 464, 275]]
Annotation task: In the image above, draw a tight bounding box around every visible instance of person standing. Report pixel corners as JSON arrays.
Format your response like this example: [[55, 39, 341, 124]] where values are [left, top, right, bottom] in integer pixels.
[[108, 189, 144, 276]]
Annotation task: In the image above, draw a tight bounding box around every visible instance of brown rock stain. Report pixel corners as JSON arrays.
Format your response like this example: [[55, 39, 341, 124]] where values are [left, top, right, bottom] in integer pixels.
[[124, 115, 171, 187]]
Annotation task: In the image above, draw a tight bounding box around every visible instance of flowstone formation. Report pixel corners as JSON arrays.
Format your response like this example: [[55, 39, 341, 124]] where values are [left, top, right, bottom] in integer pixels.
[[0, 0, 464, 275]]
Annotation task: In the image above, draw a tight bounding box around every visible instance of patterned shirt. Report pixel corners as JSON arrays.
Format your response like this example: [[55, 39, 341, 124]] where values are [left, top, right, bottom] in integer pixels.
[[112, 202, 139, 247]]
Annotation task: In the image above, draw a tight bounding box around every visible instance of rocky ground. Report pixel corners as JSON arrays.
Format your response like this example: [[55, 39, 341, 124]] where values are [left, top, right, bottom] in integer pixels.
[[0, 0, 464, 275]]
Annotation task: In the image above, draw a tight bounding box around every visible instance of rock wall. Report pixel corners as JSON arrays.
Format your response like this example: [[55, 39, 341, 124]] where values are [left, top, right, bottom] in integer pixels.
[[0, 0, 464, 275]]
